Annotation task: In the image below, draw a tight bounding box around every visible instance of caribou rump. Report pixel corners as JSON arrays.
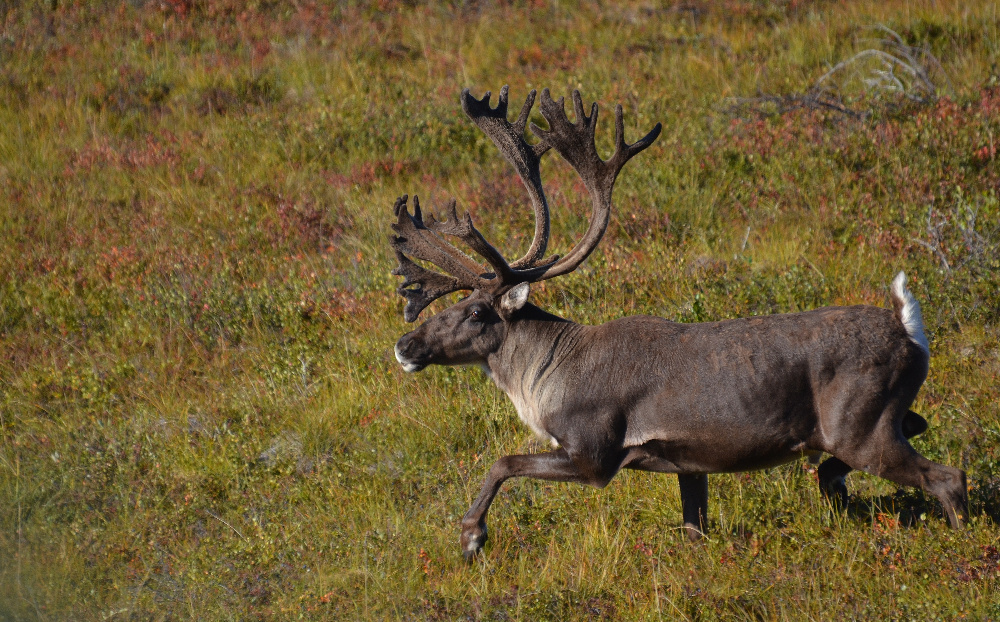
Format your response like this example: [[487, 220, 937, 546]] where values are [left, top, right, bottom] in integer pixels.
[[389, 86, 967, 558]]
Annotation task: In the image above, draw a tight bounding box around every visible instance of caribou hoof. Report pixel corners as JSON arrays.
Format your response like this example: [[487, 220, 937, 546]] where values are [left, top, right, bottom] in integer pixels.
[[460, 522, 488, 561], [684, 523, 705, 543]]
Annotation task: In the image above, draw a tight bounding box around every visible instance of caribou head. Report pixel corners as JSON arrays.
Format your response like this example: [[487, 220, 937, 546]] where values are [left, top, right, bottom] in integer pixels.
[[392, 86, 660, 373]]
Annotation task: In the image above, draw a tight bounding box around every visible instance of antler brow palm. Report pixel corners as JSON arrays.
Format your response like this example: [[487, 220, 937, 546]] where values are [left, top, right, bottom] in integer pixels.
[[390, 86, 967, 560]]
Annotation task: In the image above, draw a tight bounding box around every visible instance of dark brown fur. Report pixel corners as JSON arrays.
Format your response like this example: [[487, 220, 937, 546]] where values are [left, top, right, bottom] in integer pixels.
[[396, 290, 968, 558]]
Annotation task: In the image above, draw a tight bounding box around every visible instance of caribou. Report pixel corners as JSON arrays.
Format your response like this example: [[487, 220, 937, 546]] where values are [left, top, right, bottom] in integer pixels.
[[389, 85, 967, 558]]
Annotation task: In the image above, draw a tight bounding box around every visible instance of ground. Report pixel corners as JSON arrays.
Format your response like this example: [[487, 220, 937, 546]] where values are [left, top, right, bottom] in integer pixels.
[[1, 0, 999, 619]]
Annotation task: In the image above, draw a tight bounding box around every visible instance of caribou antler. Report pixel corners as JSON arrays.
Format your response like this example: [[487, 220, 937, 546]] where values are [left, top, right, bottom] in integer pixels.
[[519, 89, 661, 281], [461, 86, 553, 269], [390, 87, 661, 321]]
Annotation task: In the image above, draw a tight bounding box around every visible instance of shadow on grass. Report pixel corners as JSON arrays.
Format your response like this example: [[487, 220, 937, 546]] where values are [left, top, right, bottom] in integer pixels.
[[845, 489, 937, 528], [843, 484, 999, 529], [718, 484, 997, 540]]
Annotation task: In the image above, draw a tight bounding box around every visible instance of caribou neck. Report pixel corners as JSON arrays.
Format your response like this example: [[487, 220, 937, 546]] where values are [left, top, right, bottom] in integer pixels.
[[483, 304, 582, 440], [488, 303, 576, 378]]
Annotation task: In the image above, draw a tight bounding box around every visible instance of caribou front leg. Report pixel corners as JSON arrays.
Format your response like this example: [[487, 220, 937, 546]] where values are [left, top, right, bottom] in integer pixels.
[[620, 444, 708, 542], [677, 473, 708, 541], [461, 448, 601, 559]]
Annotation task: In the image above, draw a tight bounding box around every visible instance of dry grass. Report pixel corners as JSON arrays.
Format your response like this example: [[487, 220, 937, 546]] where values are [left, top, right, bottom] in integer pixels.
[[1, 0, 999, 619]]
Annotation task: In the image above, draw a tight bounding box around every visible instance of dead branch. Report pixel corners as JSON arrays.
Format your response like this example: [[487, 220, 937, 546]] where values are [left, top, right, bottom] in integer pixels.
[[723, 24, 952, 120]]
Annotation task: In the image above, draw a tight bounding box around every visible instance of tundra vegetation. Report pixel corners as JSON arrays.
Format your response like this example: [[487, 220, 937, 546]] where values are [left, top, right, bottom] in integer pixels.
[[0, 0, 998, 619]]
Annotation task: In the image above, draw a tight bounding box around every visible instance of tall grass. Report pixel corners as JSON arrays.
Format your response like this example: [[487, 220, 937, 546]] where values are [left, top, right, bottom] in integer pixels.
[[1, 0, 998, 618]]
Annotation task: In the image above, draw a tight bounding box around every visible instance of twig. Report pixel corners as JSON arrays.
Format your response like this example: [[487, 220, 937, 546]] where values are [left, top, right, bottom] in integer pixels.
[[910, 238, 951, 273], [203, 509, 250, 545], [724, 24, 950, 119], [799, 254, 826, 280]]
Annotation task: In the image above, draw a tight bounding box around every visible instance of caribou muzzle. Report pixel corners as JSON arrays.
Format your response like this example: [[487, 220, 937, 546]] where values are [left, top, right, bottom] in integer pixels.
[[394, 332, 429, 373]]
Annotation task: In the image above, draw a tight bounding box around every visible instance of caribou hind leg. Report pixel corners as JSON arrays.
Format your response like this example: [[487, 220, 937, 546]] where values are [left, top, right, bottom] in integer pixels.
[[818, 409, 929, 508], [851, 442, 967, 528], [827, 409, 967, 528], [901, 410, 929, 438], [818, 456, 853, 509]]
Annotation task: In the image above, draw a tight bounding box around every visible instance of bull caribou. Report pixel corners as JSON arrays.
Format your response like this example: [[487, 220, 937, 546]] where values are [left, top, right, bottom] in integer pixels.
[[389, 85, 967, 558]]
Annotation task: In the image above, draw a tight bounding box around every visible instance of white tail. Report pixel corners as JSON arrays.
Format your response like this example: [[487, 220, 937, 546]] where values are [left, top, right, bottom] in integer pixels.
[[891, 271, 929, 354]]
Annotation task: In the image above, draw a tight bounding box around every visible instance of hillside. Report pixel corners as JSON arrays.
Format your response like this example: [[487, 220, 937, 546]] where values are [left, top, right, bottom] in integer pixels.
[[1, 1, 998, 618]]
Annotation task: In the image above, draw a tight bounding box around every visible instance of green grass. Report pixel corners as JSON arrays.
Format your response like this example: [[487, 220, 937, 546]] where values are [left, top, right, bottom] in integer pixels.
[[1, 0, 999, 619]]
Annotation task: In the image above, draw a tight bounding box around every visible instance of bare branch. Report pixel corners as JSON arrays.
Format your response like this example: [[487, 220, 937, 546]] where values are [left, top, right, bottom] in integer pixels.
[[723, 23, 952, 119]]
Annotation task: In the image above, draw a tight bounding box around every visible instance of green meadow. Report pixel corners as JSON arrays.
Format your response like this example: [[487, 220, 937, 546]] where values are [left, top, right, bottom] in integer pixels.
[[1, 0, 998, 618]]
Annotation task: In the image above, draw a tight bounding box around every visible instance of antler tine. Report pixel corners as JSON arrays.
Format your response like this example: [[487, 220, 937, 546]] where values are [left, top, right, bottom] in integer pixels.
[[461, 86, 552, 269], [511, 86, 538, 138], [392, 194, 408, 217], [521, 89, 662, 282], [608, 103, 662, 177], [426, 200, 515, 283]]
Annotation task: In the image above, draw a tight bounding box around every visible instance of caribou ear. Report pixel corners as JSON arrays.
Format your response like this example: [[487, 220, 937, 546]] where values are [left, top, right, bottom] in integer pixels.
[[499, 282, 530, 317]]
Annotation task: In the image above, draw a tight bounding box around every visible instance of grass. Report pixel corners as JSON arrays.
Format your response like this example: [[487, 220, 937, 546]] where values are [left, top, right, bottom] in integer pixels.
[[1, 0, 999, 619]]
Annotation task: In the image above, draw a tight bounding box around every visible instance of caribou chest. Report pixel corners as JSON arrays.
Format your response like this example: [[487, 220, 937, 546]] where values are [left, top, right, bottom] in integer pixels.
[[483, 364, 558, 447]]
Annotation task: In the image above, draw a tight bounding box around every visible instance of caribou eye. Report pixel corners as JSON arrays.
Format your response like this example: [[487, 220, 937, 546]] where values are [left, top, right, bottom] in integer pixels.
[[470, 309, 481, 321]]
